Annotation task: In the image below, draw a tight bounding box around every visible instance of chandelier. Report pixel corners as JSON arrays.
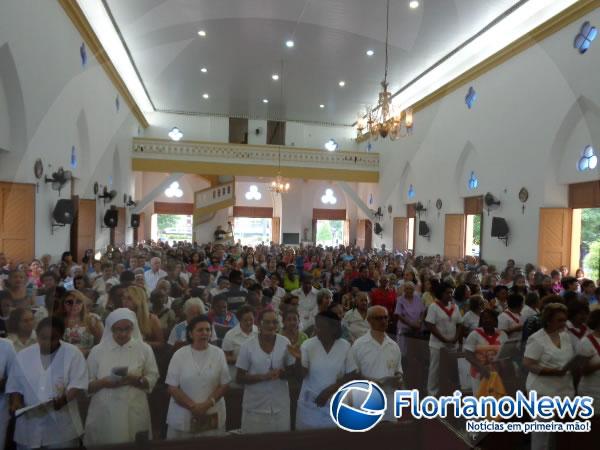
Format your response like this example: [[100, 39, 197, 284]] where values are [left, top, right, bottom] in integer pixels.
[[356, 0, 413, 140], [269, 60, 291, 194]]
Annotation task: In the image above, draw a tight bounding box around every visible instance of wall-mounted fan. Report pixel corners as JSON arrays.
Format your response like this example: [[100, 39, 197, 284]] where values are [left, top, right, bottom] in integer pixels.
[[126, 195, 137, 208], [484, 192, 501, 215], [415, 201, 427, 218], [98, 186, 117, 204], [373, 206, 383, 220], [374, 222, 383, 236], [44, 167, 72, 196]]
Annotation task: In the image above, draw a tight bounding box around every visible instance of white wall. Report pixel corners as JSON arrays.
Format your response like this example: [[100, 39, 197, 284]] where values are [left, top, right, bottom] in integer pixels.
[[285, 122, 356, 150], [0, 0, 140, 261], [359, 9, 600, 267]]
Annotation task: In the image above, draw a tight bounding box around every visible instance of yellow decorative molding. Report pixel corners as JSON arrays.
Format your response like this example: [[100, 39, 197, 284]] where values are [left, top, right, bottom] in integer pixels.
[[193, 198, 235, 221], [133, 158, 379, 182], [356, 0, 600, 143], [57, 0, 149, 128]]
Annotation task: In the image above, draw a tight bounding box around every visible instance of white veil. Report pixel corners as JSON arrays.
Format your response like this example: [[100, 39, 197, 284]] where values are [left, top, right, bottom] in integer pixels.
[[100, 308, 143, 346]]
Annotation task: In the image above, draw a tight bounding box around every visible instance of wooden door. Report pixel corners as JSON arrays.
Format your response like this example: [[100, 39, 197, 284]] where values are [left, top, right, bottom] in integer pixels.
[[135, 212, 146, 244], [114, 207, 126, 247], [538, 208, 572, 271], [356, 219, 366, 249], [0, 182, 35, 263], [393, 217, 409, 251], [444, 214, 466, 260], [70, 198, 96, 262], [272, 217, 281, 244], [364, 220, 373, 250]]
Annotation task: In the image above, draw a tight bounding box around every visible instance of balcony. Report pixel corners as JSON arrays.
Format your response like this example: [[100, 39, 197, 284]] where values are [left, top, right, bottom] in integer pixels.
[[131, 138, 379, 182]]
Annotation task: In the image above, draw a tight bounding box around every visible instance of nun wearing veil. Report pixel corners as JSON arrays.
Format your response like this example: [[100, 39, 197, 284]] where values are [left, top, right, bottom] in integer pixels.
[[84, 308, 159, 447]]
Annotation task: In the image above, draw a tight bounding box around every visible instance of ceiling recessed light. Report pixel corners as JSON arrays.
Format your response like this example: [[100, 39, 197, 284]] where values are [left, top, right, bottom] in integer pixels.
[[319, 104, 325, 109], [285, 40, 295, 48], [366, 49, 375, 56], [200, 67, 207, 73], [198, 30, 206, 37], [202, 93, 209, 99], [262, 98, 269, 104], [338, 80, 346, 87], [272, 74, 279, 81], [409, 1, 419, 9]]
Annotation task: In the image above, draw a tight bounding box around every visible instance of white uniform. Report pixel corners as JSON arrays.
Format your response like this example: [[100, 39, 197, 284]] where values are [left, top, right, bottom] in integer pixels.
[[351, 332, 402, 421], [497, 310, 523, 340], [342, 309, 370, 342], [236, 334, 294, 434], [221, 324, 258, 381], [6, 342, 88, 449], [296, 337, 356, 430], [566, 321, 591, 351], [521, 304, 537, 322], [524, 329, 575, 450], [165, 344, 231, 439], [291, 287, 318, 332], [425, 302, 462, 396], [0, 339, 16, 450], [576, 334, 600, 415], [84, 309, 159, 446]]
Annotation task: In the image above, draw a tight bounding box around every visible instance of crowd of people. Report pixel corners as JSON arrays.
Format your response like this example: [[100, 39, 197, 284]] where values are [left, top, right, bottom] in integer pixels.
[[0, 242, 599, 449]]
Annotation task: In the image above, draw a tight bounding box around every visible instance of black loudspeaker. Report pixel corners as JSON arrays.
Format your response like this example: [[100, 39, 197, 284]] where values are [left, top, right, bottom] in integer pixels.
[[491, 217, 509, 237], [374, 223, 383, 235], [418, 221, 430, 237], [52, 199, 75, 225], [130, 213, 140, 228], [103, 208, 118, 228]]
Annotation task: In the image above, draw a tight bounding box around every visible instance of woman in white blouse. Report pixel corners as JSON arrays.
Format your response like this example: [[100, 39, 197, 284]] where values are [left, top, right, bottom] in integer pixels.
[[0, 338, 16, 449], [84, 308, 159, 447], [523, 303, 575, 450], [236, 309, 297, 434], [166, 315, 230, 439], [577, 309, 600, 415], [222, 305, 258, 381], [296, 311, 357, 430]]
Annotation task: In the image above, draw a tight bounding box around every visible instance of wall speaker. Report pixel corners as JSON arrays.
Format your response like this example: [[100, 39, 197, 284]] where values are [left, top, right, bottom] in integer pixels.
[[130, 213, 140, 228], [418, 221, 430, 237], [52, 199, 75, 225], [103, 208, 118, 228], [491, 217, 509, 237]]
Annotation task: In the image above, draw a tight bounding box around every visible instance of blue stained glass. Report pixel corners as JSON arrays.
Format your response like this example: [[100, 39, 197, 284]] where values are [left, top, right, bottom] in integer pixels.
[[70, 146, 77, 169], [465, 87, 477, 109], [115, 96, 120, 112], [108, 176, 113, 188], [80, 43, 87, 67], [369, 194, 373, 205], [578, 145, 598, 171], [367, 143, 373, 153], [408, 184, 415, 200], [468, 171, 479, 190], [574, 22, 597, 54]]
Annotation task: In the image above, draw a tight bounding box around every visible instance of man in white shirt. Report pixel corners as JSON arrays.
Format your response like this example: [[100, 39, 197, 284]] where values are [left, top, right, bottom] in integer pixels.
[[144, 257, 167, 291], [0, 338, 16, 446], [342, 292, 370, 342], [351, 305, 402, 421], [425, 282, 462, 396], [292, 275, 319, 333], [92, 262, 119, 295]]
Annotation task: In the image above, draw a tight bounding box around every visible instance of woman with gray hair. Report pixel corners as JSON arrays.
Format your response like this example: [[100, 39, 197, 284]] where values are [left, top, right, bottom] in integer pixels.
[[168, 296, 208, 349]]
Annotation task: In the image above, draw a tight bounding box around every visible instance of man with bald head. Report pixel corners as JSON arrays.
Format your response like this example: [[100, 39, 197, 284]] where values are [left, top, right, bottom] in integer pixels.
[[350, 305, 403, 422]]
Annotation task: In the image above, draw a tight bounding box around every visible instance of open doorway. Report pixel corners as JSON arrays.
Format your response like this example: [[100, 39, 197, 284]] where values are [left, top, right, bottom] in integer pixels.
[[408, 218, 415, 252], [152, 214, 192, 244], [465, 214, 482, 257], [233, 217, 272, 246], [316, 220, 345, 247], [577, 208, 600, 280]]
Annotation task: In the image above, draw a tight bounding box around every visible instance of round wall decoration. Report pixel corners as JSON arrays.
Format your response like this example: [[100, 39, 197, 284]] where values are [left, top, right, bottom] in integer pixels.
[[436, 198, 443, 210], [34, 159, 44, 179], [518, 187, 529, 203]]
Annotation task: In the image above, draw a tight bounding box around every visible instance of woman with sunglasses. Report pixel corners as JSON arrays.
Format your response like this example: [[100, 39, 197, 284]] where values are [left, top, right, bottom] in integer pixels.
[[58, 290, 103, 357], [84, 308, 159, 446]]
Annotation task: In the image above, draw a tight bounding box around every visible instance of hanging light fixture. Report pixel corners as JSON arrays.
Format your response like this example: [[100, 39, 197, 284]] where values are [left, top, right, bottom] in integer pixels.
[[359, 0, 413, 140], [270, 60, 291, 194]]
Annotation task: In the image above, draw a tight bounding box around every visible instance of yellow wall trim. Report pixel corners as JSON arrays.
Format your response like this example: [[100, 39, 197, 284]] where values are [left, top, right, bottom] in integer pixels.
[[58, 0, 149, 128], [132, 158, 379, 183], [357, 0, 600, 143]]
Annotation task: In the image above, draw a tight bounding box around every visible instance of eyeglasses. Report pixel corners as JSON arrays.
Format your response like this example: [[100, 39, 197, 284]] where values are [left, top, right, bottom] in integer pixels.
[[65, 300, 83, 306]]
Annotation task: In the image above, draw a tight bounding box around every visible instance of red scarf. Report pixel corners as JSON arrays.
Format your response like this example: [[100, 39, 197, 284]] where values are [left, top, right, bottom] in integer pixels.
[[568, 324, 588, 340], [436, 301, 455, 319], [475, 328, 501, 345], [505, 310, 521, 324], [587, 334, 600, 355]]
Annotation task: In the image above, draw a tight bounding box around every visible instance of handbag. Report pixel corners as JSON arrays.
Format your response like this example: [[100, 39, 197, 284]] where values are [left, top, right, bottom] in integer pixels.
[[190, 413, 219, 433]]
